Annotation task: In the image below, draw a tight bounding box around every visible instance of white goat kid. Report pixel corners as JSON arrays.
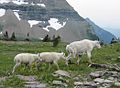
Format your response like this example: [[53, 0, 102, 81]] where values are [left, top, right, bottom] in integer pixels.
[[39, 52, 66, 70], [66, 39, 101, 65], [12, 53, 41, 73]]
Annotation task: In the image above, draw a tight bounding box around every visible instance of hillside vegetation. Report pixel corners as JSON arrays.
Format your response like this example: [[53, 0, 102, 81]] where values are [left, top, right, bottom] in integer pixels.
[[0, 40, 120, 87]]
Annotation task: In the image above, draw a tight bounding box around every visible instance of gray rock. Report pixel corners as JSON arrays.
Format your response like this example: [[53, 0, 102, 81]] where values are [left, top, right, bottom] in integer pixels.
[[94, 78, 104, 83], [104, 79, 114, 83], [74, 82, 83, 86], [107, 77, 115, 81], [74, 81, 97, 87], [24, 82, 46, 88], [83, 82, 92, 86], [24, 81, 39, 85], [25, 84, 37, 88], [16, 75, 37, 81], [52, 80, 67, 87], [0, 77, 6, 82], [102, 83, 111, 88], [25, 84, 46, 88], [73, 77, 80, 81], [53, 80, 63, 85], [100, 87, 109, 88], [54, 70, 70, 78], [105, 71, 118, 76], [52, 73, 59, 77], [35, 84, 46, 88], [74, 70, 120, 88], [114, 82, 120, 86], [89, 71, 105, 78]]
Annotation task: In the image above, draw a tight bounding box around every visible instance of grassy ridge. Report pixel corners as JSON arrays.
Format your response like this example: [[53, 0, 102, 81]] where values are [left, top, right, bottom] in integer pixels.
[[0, 40, 120, 87]]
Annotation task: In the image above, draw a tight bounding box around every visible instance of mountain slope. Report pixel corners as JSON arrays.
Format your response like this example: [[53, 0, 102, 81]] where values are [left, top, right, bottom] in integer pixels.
[[0, 0, 116, 43], [86, 18, 116, 44]]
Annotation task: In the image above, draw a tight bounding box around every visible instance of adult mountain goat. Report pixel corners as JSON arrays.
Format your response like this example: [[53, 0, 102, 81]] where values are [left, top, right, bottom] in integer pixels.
[[12, 53, 41, 73], [66, 39, 101, 65], [39, 52, 66, 69]]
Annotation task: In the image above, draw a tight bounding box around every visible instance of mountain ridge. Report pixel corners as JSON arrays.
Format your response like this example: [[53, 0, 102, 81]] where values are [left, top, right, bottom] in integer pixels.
[[86, 18, 117, 43], [0, 0, 116, 43]]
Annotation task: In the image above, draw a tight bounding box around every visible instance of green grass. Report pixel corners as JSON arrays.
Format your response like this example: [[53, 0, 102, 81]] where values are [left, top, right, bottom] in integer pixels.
[[0, 76, 24, 88], [0, 40, 120, 87]]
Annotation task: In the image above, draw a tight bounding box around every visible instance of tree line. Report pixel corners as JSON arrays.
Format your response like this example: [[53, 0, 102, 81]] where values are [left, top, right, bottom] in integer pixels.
[[1, 31, 61, 47]]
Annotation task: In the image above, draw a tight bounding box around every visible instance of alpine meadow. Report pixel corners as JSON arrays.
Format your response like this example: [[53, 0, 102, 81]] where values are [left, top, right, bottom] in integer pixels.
[[0, 40, 120, 87], [0, 0, 120, 88]]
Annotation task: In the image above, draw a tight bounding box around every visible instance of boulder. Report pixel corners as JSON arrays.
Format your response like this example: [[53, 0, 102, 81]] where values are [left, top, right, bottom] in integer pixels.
[[53, 70, 70, 78]]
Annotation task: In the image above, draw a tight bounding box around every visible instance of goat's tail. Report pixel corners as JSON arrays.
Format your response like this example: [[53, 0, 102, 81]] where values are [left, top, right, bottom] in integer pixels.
[[66, 45, 76, 58], [66, 45, 70, 52], [66, 45, 74, 53]]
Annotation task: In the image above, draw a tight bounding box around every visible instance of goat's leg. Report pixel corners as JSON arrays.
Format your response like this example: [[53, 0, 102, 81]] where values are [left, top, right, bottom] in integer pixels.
[[54, 61, 59, 70], [77, 53, 83, 65], [12, 63, 21, 74], [28, 62, 33, 71], [77, 55, 80, 65], [35, 61, 40, 70], [87, 51, 92, 64], [66, 53, 72, 66]]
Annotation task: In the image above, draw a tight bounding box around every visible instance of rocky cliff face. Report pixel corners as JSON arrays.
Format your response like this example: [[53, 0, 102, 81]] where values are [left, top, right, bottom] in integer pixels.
[[0, 0, 116, 43]]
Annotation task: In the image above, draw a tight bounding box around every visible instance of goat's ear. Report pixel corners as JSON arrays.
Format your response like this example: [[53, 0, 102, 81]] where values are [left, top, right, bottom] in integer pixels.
[[95, 38, 99, 42], [97, 38, 99, 41]]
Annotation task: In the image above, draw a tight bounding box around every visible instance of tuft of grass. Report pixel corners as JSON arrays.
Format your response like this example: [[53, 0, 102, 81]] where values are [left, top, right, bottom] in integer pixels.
[[111, 85, 120, 88]]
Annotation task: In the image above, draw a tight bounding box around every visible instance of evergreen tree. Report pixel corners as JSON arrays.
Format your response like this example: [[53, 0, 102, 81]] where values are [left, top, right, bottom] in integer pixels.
[[53, 36, 61, 47], [25, 33, 30, 41], [10, 32, 16, 41], [42, 35, 50, 42], [3, 31, 9, 40]]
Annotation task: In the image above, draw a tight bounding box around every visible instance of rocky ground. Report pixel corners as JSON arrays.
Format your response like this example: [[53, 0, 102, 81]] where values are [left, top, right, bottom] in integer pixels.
[[0, 63, 120, 88], [52, 66, 120, 88]]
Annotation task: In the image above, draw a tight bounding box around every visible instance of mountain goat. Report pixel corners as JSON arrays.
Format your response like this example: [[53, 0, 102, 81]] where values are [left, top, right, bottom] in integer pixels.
[[12, 53, 41, 73], [39, 52, 66, 70], [66, 39, 101, 65]]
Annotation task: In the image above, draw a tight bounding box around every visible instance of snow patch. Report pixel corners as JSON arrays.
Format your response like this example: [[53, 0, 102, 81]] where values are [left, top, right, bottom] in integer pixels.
[[13, 10, 19, 12], [43, 27, 50, 32], [0, 0, 10, 4], [0, 32, 3, 37], [31, 2, 35, 5], [28, 20, 41, 28], [38, 37, 43, 40], [0, 0, 28, 5], [0, 32, 3, 34], [28, 2, 46, 7], [25, 2, 46, 7], [37, 4, 46, 7], [14, 11, 21, 21], [48, 18, 66, 30], [0, 0, 45, 7], [43, 18, 66, 31], [0, 9, 6, 17], [12, 0, 28, 5]]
